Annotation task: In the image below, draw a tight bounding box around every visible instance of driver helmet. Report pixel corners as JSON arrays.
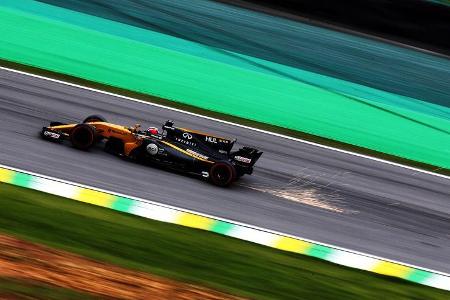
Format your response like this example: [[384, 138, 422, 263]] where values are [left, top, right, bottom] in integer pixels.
[[146, 126, 159, 135]]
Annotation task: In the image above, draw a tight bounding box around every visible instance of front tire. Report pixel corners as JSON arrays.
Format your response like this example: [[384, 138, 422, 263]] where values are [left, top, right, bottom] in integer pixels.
[[70, 124, 97, 150], [209, 161, 236, 187], [83, 114, 107, 123]]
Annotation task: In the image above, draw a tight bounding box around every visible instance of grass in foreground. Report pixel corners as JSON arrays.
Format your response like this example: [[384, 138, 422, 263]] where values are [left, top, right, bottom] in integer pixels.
[[0, 183, 448, 300], [1, 59, 448, 176], [0, 277, 97, 300]]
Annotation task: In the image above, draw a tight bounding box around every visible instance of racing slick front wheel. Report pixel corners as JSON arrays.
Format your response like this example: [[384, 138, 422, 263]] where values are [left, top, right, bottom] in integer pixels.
[[83, 114, 107, 123], [209, 161, 236, 187], [70, 124, 97, 150]]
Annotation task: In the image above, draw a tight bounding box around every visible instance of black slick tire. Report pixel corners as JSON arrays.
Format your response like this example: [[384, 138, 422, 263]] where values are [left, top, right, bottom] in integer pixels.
[[209, 161, 236, 187], [70, 124, 97, 150], [83, 114, 107, 123]]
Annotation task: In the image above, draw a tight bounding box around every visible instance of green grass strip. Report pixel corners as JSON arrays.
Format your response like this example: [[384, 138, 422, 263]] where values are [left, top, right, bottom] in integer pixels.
[[0, 183, 448, 300]]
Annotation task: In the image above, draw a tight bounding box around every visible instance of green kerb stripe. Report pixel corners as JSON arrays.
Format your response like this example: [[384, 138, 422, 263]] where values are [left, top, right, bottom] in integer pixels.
[[307, 244, 334, 259], [406, 269, 434, 283], [111, 196, 135, 213], [210, 220, 234, 235], [11, 172, 33, 187]]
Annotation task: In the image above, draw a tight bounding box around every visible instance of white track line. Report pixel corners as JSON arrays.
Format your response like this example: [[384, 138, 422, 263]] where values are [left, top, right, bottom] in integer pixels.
[[2, 163, 449, 277], [1, 65, 449, 181]]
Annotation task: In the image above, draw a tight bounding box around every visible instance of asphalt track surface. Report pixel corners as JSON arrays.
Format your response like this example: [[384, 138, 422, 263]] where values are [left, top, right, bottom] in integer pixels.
[[1, 68, 450, 273]]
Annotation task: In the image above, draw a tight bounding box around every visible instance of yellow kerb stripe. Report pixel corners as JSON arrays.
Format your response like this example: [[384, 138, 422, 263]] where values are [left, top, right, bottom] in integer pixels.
[[372, 261, 413, 278], [177, 213, 215, 230], [275, 237, 312, 254], [0, 168, 15, 184], [74, 188, 116, 207]]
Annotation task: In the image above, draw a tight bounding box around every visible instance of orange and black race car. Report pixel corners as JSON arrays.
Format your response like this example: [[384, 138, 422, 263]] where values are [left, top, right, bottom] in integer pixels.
[[41, 115, 262, 187]]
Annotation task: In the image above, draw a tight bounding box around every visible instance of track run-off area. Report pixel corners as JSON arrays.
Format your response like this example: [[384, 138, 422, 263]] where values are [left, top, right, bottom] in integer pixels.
[[0, 68, 450, 280]]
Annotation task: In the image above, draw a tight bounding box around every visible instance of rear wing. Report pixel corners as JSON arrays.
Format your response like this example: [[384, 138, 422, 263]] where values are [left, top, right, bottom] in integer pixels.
[[231, 146, 263, 167], [163, 120, 236, 153]]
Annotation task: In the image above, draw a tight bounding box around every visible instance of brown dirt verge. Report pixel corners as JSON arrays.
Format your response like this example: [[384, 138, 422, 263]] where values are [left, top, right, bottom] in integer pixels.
[[0, 234, 245, 300]]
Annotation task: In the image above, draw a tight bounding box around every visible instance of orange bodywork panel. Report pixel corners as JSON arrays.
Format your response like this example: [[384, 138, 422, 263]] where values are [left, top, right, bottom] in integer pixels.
[[49, 122, 142, 156]]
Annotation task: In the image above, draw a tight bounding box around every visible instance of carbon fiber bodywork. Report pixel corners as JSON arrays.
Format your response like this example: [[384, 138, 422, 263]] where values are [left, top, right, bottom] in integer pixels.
[[41, 118, 262, 186]]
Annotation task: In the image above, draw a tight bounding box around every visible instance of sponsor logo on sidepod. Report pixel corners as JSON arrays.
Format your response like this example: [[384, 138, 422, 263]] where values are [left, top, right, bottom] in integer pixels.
[[146, 143, 158, 155]]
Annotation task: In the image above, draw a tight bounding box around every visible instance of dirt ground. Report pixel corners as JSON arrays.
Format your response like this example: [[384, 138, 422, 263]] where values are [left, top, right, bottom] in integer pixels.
[[0, 234, 245, 300]]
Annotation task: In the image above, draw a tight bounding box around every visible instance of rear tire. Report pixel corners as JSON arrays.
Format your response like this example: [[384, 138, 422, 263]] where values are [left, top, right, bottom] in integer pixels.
[[70, 124, 97, 150], [83, 114, 107, 123], [209, 161, 236, 187]]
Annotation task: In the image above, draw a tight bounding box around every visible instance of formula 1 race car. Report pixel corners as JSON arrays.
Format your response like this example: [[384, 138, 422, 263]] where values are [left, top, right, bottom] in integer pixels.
[[41, 115, 262, 187]]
